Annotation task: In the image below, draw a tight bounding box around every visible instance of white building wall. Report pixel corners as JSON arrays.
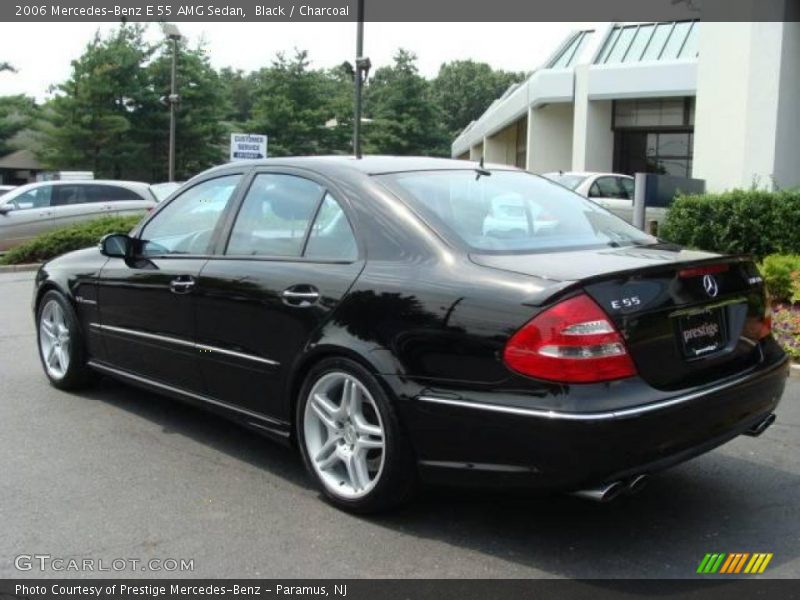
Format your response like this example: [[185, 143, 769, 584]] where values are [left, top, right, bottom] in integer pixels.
[[773, 22, 800, 190], [572, 65, 614, 172], [527, 103, 574, 173], [693, 22, 795, 191]]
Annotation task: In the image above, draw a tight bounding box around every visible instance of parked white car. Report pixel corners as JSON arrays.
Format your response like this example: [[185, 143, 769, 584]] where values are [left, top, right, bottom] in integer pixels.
[[542, 171, 666, 228], [482, 194, 558, 238], [0, 180, 157, 251]]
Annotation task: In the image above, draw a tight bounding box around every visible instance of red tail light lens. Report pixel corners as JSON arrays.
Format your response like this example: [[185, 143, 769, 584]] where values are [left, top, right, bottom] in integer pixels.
[[503, 294, 637, 383], [759, 297, 773, 339]]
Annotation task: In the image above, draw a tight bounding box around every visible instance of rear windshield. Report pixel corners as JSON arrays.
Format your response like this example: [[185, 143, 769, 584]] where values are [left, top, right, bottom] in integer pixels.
[[378, 170, 654, 253]]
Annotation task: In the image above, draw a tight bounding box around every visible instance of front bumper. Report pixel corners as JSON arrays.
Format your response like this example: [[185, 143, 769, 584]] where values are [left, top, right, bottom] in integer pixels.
[[403, 354, 789, 490]]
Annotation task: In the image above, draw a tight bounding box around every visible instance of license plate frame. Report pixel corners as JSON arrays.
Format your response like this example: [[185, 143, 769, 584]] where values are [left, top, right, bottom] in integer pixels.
[[677, 308, 727, 359]]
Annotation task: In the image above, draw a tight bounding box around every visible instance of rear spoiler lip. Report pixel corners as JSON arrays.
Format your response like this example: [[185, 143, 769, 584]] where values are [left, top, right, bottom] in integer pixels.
[[527, 253, 757, 309]]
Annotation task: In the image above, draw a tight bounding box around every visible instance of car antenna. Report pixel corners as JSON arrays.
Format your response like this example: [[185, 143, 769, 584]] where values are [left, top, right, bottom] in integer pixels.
[[475, 156, 491, 179]]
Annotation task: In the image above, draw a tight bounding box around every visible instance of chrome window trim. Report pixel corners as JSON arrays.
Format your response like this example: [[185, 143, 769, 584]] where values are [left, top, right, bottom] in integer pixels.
[[89, 323, 280, 366], [418, 356, 787, 422]]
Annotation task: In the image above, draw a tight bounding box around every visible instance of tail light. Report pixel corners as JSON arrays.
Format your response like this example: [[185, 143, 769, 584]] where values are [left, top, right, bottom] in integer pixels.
[[503, 293, 636, 383], [759, 292, 773, 340]]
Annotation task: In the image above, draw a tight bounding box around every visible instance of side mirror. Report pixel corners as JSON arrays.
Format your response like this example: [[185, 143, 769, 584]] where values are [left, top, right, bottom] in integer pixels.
[[99, 233, 133, 258], [0, 204, 11, 215]]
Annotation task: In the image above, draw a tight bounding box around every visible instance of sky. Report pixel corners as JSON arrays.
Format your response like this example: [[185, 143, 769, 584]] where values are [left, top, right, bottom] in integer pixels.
[[0, 22, 601, 101]]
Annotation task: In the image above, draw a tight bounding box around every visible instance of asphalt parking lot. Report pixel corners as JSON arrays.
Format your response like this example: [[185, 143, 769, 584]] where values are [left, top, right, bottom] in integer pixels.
[[1, 270, 799, 579]]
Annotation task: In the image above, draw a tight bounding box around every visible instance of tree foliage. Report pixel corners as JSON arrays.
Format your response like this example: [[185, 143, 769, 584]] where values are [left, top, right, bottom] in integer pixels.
[[38, 24, 227, 181], [431, 60, 526, 139], [10, 24, 526, 180], [0, 95, 37, 156], [364, 49, 448, 156]]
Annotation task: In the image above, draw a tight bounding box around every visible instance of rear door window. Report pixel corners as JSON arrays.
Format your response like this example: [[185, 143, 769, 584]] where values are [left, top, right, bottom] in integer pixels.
[[226, 174, 323, 257]]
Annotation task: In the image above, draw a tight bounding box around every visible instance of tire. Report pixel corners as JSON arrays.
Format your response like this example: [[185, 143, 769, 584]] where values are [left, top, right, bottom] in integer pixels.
[[296, 357, 417, 513], [36, 290, 94, 390]]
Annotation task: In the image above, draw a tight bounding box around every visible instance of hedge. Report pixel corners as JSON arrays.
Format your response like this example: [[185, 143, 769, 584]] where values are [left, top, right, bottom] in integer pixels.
[[659, 189, 800, 259], [760, 254, 800, 303], [0, 215, 143, 265]]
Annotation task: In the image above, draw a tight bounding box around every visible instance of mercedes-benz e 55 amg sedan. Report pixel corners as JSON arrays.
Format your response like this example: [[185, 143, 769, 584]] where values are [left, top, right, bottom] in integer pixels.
[[32, 157, 788, 512]]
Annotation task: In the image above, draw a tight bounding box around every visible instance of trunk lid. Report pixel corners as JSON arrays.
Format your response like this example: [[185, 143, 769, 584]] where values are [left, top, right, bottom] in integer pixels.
[[471, 245, 769, 391]]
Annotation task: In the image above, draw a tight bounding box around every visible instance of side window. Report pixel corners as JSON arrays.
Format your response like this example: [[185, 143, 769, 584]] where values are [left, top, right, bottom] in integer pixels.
[[619, 177, 635, 200], [52, 185, 91, 206], [592, 177, 623, 199], [226, 174, 323, 257], [9, 186, 53, 210], [305, 193, 358, 261], [140, 174, 241, 256], [88, 185, 144, 202]]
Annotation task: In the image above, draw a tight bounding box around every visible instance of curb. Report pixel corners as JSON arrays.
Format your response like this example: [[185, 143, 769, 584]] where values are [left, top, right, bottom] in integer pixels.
[[791, 363, 800, 379], [0, 263, 41, 273]]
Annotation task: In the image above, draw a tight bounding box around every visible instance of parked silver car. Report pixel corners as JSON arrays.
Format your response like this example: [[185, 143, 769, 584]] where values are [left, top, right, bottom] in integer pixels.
[[0, 180, 157, 251], [542, 171, 667, 228]]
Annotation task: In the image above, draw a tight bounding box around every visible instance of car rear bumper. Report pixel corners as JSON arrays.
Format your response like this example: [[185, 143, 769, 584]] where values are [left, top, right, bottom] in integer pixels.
[[404, 354, 789, 490]]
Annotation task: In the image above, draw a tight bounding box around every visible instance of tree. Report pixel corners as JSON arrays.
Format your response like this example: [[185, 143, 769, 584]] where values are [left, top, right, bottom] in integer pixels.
[[39, 24, 228, 182], [248, 49, 343, 157], [144, 40, 229, 181], [363, 49, 448, 156], [219, 67, 256, 125], [0, 95, 37, 156], [431, 60, 526, 139], [38, 24, 155, 179]]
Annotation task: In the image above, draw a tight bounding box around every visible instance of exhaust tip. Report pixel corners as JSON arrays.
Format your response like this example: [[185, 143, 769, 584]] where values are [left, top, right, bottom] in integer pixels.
[[745, 413, 776, 437], [572, 481, 625, 503], [626, 474, 649, 495]]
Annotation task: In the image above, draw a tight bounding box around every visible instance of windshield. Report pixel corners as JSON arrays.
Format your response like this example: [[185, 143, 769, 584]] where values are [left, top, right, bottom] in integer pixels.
[[544, 173, 587, 191], [150, 182, 182, 202], [379, 170, 655, 254]]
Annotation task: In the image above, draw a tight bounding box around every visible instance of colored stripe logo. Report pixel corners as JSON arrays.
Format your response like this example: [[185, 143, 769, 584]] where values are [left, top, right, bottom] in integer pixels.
[[697, 553, 773, 574]]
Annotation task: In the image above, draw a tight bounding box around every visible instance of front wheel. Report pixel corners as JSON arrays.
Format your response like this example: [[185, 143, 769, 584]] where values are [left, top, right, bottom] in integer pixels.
[[296, 357, 416, 513], [37, 290, 94, 390]]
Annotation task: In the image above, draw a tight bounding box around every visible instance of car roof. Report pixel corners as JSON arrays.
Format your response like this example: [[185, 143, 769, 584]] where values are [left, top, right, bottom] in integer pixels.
[[203, 155, 519, 178], [544, 171, 633, 179]]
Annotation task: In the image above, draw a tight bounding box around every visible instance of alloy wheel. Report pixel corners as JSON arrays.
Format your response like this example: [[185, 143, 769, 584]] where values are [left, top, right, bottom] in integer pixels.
[[39, 299, 71, 380], [303, 371, 386, 500]]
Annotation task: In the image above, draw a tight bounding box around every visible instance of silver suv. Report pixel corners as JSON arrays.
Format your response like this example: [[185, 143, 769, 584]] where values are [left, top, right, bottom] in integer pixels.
[[0, 180, 158, 251]]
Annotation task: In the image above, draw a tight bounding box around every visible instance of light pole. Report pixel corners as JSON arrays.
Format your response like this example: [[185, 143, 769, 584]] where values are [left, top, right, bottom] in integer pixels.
[[163, 24, 182, 182], [353, 0, 370, 159]]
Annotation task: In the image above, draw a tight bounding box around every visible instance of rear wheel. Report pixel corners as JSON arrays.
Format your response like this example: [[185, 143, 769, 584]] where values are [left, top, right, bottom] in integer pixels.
[[36, 290, 93, 390], [297, 357, 416, 513]]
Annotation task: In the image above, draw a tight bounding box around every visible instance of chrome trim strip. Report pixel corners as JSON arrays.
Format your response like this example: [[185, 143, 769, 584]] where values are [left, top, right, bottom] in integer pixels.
[[87, 361, 287, 427], [90, 323, 279, 366], [418, 357, 788, 422]]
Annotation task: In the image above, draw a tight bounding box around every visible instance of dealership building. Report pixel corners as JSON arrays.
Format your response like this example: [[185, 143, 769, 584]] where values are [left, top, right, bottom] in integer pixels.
[[451, 21, 800, 192]]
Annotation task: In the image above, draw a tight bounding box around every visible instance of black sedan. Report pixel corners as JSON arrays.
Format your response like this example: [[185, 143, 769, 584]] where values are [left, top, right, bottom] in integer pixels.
[[32, 157, 788, 513]]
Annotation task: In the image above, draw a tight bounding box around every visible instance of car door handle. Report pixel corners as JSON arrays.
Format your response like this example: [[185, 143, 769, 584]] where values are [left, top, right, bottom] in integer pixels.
[[169, 276, 196, 294], [282, 286, 320, 306]]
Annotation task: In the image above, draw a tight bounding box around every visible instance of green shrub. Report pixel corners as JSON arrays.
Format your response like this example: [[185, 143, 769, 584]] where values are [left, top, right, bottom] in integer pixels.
[[760, 254, 800, 303], [0, 215, 143, 265], [659, 189, 800, 258]]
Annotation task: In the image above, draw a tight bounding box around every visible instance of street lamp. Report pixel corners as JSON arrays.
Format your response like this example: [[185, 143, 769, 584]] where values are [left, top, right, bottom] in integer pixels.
[[353, 0, 370, 159], [162, 23, 182, 182]]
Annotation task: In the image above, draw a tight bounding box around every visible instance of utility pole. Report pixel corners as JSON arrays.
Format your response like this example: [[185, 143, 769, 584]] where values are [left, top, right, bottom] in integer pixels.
[[163, 24, 182, 182], [353, 0, 370, 159]]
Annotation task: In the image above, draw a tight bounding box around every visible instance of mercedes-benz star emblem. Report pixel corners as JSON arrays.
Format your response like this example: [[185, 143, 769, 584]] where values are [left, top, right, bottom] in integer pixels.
[[703, 274, 719, 298]]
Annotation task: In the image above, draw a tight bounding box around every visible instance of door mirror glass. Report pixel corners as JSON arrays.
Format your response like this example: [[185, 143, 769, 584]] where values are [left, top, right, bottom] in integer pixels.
[[100, 233, 133, 258]]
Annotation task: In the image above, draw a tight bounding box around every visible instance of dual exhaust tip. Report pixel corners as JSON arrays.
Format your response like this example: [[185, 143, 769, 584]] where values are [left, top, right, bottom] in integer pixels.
[[572, 413, 777, 503], [571, 474, 649, 503]]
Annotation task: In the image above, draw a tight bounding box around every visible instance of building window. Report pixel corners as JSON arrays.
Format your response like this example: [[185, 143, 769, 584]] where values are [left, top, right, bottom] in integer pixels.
[[613, 97, 694, 128], [615, 131, 693, 177], [515, 118, 528, 169]]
